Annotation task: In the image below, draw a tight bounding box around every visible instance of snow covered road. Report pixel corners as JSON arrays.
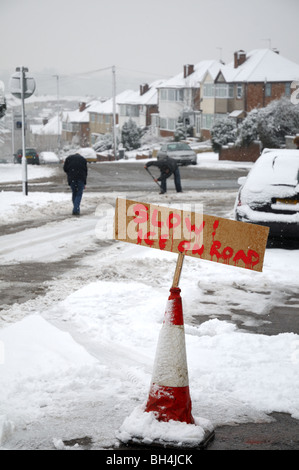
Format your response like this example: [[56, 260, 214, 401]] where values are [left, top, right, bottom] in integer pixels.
[[1, 165, 299, 450]]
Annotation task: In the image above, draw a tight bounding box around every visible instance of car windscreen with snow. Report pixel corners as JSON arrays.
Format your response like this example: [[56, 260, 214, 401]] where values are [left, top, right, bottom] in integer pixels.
[[235, 149, 299, 239]]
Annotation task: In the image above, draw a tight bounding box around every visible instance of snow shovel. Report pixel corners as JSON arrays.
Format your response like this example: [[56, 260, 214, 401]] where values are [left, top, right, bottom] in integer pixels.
[[145, 166, 161, 189]]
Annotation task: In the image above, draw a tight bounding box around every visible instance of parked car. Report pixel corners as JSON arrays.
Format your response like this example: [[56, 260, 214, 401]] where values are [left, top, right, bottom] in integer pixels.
[[157, 142, 197, 166], [77, 147, 98, 162], [14, 148, 40, 165], [39, 151, 60, 164], [235, 148, 299, 240]]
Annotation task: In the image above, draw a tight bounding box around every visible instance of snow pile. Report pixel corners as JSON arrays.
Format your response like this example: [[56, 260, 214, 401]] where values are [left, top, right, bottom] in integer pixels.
[[0, 315, 100, 446], [0, 163, 56, 183], [116, 405, 213, 447]]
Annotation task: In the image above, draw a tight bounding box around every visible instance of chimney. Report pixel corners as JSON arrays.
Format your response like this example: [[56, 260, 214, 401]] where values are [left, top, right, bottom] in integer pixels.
[[140, 83, 149, 95], [234, 50, 246, 68], [42, 118, 48, 126], [184, 64, 194, 78], [79, 102, 86, 112]]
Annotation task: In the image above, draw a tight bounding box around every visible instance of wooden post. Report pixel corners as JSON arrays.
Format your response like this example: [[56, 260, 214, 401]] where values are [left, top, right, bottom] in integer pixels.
[[172, 253, 185, 288]]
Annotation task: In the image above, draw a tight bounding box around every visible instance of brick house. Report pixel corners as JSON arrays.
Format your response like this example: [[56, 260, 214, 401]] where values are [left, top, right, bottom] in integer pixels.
[[155, 61, 221, 138], [87, 90, 136, 145], [117, 80, 165, 131], [61, 101, 93, 147], [200, 49, 299, 137]]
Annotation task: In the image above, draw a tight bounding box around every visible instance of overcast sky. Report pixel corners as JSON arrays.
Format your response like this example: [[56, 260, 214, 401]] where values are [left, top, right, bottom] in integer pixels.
[[1, 0, 298, 96]]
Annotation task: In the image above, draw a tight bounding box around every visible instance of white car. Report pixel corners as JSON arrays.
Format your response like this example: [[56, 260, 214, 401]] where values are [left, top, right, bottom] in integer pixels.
[[39, 151, 60, 164], [235, 148, 299, 240]]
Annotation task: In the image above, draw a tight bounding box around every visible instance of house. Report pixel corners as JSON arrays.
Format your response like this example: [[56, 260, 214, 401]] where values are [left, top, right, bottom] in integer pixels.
[[200, 49, 299, 137], [29, 115, 61, 151], [87, 90, 135, 145], [117, 80, 165, 131], [62, 101, 94, 147], [155, 61, 221, 138]]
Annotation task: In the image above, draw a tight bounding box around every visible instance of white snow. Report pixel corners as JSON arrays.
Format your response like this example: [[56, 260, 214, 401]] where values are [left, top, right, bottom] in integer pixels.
[[0, 159, 299, 449], [222, 48, 299, 83]]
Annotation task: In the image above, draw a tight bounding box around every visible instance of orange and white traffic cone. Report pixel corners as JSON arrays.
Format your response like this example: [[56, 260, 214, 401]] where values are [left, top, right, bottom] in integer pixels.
[[117, 279, 214, 448], [145, 286, 194, 424]]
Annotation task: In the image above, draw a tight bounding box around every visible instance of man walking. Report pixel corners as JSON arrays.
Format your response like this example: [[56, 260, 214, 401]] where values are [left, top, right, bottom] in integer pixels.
[[145, 156, 182, 194], [63, 152, 88, 215]]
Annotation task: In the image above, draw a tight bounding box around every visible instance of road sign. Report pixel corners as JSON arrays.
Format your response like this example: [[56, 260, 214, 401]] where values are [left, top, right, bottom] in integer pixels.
[[9, 69, 36, 100], [114, 198, 269, 272]]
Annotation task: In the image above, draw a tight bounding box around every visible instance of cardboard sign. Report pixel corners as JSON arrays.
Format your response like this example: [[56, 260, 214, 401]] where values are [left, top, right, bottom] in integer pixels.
[[114, 198, 269, 272]]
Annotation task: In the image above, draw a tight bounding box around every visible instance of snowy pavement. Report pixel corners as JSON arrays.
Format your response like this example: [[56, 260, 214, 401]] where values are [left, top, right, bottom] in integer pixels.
[[0, 163, 299, 450]]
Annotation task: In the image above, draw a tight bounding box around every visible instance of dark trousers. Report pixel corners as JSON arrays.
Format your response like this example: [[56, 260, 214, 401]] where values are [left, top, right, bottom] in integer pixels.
[[70, 180, 85, 214], [160, 168, 182, 193]]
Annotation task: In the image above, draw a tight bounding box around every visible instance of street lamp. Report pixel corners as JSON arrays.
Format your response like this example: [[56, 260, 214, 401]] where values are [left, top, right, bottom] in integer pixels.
[[9, 66, 36, 195]]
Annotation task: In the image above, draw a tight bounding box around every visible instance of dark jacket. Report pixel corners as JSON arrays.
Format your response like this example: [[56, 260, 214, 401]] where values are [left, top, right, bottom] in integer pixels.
[[146, 157, 178, 181], [63, 153, 88, 185]]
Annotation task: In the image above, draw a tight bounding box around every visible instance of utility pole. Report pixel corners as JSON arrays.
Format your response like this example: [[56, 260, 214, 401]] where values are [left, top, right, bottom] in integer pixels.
[[112, 65, 117, 160], [53, 75, 61, 154]]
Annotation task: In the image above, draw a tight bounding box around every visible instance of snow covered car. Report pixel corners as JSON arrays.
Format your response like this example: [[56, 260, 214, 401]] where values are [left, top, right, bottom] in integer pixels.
[[77, 147, 98, 162], [157, 142, 197, 166], [39, 151, 60, 164], [235, 148, 299, 239]]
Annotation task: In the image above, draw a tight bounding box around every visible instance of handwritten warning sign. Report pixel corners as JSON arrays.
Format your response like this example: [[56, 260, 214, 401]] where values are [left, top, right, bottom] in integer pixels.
[[114, 198, 269, 272]]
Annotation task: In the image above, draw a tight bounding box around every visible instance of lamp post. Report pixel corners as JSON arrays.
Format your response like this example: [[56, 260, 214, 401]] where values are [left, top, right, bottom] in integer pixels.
[[9, 66, 36, 195]]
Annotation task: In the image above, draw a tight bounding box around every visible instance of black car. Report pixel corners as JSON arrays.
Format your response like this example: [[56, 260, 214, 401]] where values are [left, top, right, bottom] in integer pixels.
[[14, 148, 40, 165], [235, 148, 299, 240]]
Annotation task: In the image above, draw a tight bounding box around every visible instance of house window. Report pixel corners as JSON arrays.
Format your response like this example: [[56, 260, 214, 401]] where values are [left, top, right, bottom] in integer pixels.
[[201, 114, 215, 130], [236, 84, 243, 99], [215, 84, 227, 98], [168, 118, 176, 131], [168, 89, 176, 101], [159, 117, 177, 131], [160, 88, 184, 102], [151, 114, 159, 127], [160, 89, 167, 101], [265, 83, 272, 97], [177, 89, 184, 101], [285, 83, 291, 96], [203, 83, 214, 97], [119, 105, 139, 117], [214, 83, 234, 98], [160, 118, 167, 129]]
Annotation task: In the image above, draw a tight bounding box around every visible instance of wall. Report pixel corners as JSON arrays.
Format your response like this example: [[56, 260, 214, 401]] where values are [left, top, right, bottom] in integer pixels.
[[219, 141, 261, 162], [246, 82, 288, 111]]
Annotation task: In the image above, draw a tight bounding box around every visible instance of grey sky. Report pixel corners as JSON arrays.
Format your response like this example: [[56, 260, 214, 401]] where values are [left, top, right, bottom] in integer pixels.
[[1, 0, 298, 96]]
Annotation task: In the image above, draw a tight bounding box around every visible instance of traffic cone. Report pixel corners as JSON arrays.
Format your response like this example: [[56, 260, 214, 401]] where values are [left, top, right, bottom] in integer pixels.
[[145, 286, 194, 424]]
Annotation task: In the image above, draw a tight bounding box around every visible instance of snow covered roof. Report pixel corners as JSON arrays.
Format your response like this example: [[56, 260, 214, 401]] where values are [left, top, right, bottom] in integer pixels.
[[87, 90, 135, 114], [63, 102, 96, 123], [220, 49, 299, 83], [30, 114, 61, 135], [157, 60, 222, 89], [116, 80, 166, 106]]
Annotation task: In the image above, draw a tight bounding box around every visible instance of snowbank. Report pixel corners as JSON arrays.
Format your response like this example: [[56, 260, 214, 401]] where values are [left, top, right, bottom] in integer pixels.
[[1, 160, 299, 450]]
